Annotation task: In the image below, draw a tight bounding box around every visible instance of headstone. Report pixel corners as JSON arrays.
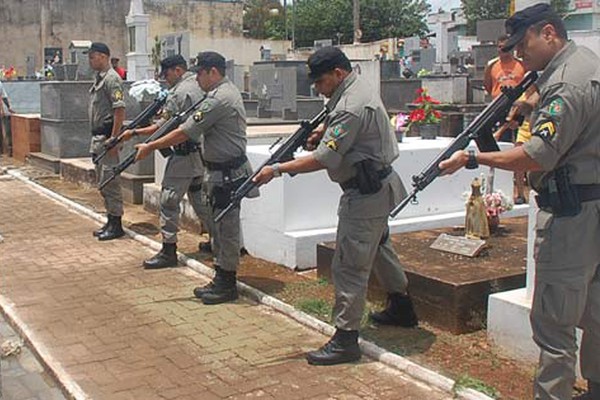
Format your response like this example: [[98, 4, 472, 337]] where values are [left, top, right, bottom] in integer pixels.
[[68, 40, 93, 80], [254, 61, 312, 96], [430, 233, 487, 257], [411, 48, 437, 72], [350, 60, 380, 97], [477, 19, 506, 43], [421, 74, 468, 104], [26, 55, 36, 78], [314, 39, 333, 49], [250, 64, 297, 119], [40, 82, 90, 158], [160, 32, 191, 61]]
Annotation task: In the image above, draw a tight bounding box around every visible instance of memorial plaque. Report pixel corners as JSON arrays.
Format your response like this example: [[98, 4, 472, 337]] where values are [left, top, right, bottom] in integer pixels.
[[430, 233, 486, 258]]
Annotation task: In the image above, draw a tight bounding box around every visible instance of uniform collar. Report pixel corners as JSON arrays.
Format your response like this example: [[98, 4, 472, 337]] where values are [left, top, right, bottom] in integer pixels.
[[171, 71, 195, 89], [536, 41, 577, 89], [327, 71, 357, 109], [207, 77, 228, 92]]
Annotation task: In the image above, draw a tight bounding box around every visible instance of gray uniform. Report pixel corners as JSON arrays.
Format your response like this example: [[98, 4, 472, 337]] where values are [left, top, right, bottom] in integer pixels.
[[89, 68, 126, 217], [155, 71, 211, 243], [180, 77, 256, 271], [313, 72, 409, 331], [522, 41, 600, 400]]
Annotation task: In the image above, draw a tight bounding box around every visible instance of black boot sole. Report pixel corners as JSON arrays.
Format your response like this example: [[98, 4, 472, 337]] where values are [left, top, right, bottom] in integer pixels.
[[201, 290, 238, 305], [306, 351, 361, 366], [369, 312, 418, 328], [143, 260, 178, 269], [98, 231, 126, 241]]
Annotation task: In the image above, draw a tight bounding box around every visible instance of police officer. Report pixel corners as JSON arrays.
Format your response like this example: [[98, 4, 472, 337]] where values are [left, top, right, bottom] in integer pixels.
[[87, 42, 126, 241], [134, 51, 256, 304], [253, 47, 418, 366], [440, 4, 600, 399], [121, 55, 212, 269]]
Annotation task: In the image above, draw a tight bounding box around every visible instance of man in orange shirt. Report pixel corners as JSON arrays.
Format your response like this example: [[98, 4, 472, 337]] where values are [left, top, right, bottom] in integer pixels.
[[484, 34, 526, 142]]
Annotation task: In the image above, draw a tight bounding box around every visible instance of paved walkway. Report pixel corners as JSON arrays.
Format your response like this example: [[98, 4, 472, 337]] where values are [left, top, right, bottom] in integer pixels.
[[0, 178, 450, 400]]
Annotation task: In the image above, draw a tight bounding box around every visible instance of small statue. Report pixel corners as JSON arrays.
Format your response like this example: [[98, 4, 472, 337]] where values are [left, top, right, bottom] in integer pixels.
[[465, 178, 490, 239]]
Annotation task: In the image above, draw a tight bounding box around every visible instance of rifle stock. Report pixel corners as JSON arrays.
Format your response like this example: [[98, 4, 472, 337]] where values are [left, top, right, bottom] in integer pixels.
[[213, 106, 330, 223], [98, 93, 208, 191], [93, 90, 169, 164], [389, 71, 538, 218]]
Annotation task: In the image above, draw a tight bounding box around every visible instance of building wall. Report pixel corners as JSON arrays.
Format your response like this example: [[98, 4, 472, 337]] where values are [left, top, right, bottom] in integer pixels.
[[0, 0, 242, 76]]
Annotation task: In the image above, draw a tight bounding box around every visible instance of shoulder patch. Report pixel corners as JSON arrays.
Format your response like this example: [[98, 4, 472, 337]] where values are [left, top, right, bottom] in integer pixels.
[[113, 89, 124, 101], [327, 124, 348, 138], [200, 101, 213, 112], [548, 98, 564, 117], [325, 139, 338, 152], [534, 120, 556, 141]]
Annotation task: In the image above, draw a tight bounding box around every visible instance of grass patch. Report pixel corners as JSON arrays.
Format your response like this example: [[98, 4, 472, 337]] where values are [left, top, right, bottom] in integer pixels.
[[452, 374, 499, 399], [296, 298, 332, 321]]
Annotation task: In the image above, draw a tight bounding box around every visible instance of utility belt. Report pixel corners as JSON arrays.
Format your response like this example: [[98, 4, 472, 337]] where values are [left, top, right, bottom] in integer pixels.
[[535, 166, 600, 217], [172, 141, 199, 156], [340, 160, 392, 194], [204, 154, 248, 172], [91, 120, 114, 137]]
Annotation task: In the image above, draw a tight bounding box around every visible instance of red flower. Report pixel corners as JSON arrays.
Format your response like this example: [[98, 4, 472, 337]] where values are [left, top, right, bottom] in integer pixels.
[[409, 109, 425, 122], [416, 88, 425, 95], [433, 110, 442, 119]]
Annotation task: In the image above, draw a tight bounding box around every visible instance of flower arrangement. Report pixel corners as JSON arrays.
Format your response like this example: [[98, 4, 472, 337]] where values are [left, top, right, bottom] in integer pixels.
[[483, 190, 513, 218], [390, 112, 409, 132], [408, 88, 442, 128], [0, 66, 17, 80]]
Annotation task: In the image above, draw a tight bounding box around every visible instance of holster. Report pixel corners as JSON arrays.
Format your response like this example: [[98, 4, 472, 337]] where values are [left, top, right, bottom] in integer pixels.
[[536, 167, 582, 217]]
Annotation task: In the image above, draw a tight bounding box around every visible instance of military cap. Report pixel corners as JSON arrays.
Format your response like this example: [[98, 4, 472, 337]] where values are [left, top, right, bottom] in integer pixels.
[[503, 3, 561, 51], [307, 47, 352, 81]]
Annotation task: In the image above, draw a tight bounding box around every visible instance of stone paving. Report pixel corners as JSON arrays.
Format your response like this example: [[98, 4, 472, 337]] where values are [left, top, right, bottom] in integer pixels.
[[0, 178, 451, 400]]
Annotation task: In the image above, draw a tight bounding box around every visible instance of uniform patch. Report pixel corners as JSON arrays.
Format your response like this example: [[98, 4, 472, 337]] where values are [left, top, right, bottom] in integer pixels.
[[193, 111, 204, 122], [113, 89, 124, 102], [200, 101, 212, 112], [548, 98, 564, 116], [325, 140, 338, 152], [535, 121, 556, 141]]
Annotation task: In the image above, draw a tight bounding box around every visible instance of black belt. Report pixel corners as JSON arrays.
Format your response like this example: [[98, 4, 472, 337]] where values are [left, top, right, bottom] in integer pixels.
[[92, 131, 111, 137], [536, 184, 600, 208], [205, 155, 248, 172], [173, 141, 199, 156], [340, 166, 393, 191]]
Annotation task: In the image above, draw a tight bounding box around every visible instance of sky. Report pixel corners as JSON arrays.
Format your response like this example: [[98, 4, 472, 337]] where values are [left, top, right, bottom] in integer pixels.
[[428, 0, 461, 12]]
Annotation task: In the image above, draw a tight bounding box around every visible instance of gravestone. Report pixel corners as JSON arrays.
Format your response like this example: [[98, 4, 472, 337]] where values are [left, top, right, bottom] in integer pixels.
[[26, 55, 36, 78], [411, 47, 437, 73], [253, 61, 312, 96], [250, 64, 297, 120], [40, 82, 90, 158], [68, 40, 93, 80], [421, 74, 468, 104], [350, 60, 380, 97]]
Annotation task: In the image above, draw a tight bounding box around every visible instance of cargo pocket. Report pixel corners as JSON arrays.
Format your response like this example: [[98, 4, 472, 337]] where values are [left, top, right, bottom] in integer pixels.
[[339, 233, 373, 268], [534, 209, 554, 264], [533, 281, 586, 327]]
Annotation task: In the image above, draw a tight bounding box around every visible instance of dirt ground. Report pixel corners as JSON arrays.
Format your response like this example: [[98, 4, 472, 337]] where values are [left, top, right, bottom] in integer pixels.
[[1, 157, 589, 399]]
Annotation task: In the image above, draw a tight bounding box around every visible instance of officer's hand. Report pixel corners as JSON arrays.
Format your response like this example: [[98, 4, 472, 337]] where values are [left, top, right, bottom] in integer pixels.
[[120, 130, 134, 142], [134, 143, 152, 162], [7, 108, 14, 114], [305, 126, 325, 151], [252, 166, 275, 186], [439, 150, 468, 176]]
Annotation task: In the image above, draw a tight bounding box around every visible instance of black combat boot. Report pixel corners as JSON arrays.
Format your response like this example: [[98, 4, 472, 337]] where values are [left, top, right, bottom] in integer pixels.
[[369, 292, 418, 327], [143, 243, 178, 269], [93, 217, 110, 237], [193, 266, 221, 298], [306, 329, 361, 366], [200, 268, 238, 305], [98, 215, 125, 241]]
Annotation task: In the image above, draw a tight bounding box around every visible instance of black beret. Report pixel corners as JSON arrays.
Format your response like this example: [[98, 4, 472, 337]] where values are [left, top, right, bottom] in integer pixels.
[[160, 55, 187, 77], [84, 42, 110, 56], [191, 51, 226, 73], [503, 3, 560, 51], [307, 47, 351, 81]]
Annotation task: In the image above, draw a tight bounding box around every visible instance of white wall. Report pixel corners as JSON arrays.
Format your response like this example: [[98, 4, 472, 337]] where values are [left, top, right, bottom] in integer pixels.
[[190, 38, 292, 67]]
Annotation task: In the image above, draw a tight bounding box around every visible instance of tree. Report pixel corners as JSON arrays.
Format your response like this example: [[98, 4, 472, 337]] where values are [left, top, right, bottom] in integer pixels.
[[462, 0, 572, 36], [293, 0, 429, 48], [243, 0, 286, 40]]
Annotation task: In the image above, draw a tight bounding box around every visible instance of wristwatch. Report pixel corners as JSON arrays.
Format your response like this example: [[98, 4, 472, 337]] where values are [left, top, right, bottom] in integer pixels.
[[272, 162, 282, 177], [466, 150, 479, 170]]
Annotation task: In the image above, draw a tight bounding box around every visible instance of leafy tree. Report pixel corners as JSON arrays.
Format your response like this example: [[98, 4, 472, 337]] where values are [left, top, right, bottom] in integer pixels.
[[243, 0, 285, 40]]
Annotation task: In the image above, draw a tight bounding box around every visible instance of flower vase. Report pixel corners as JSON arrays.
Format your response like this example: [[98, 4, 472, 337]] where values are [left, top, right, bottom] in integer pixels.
[[487, 214, 500, 234], [419, 123, 439, 140]]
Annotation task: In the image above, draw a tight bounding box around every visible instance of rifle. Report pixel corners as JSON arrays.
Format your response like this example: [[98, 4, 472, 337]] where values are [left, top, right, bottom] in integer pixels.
[[92, 90, 169, 164], [98, 93, 208, 191], [389, 71, 538, 218], [214, 106, 330, 223]]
